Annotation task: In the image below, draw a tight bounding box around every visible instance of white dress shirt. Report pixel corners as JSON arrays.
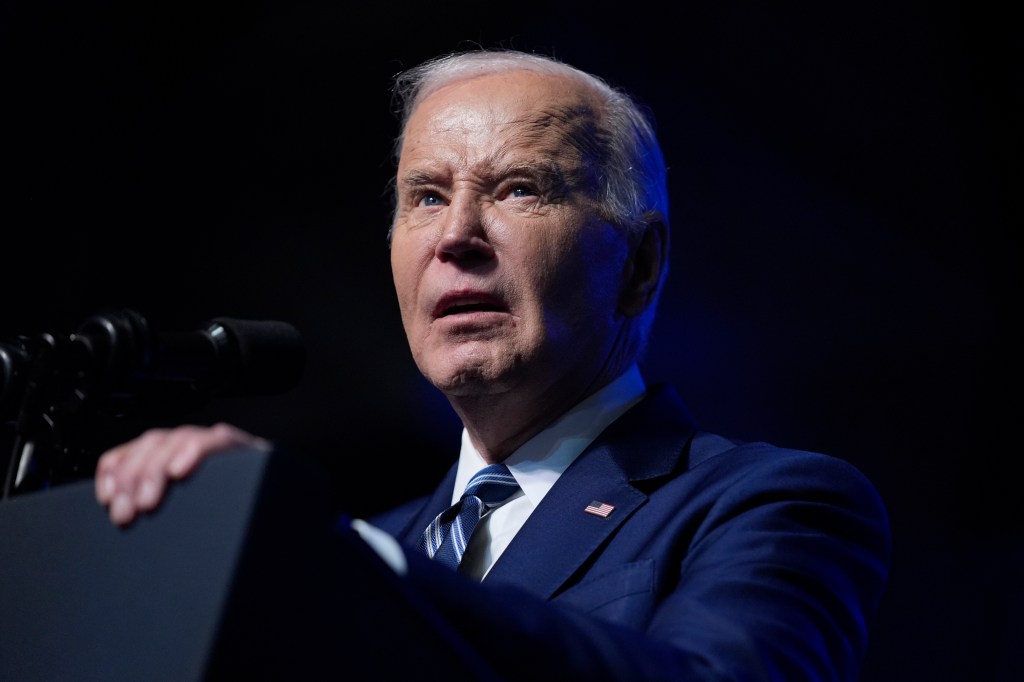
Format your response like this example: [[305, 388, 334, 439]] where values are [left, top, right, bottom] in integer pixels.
[[353, 365, 646, 579], [454, 366, 646, 580]]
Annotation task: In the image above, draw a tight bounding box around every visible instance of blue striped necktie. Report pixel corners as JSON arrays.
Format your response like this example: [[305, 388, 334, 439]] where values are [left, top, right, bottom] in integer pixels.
[[421, 463, 520, 571]]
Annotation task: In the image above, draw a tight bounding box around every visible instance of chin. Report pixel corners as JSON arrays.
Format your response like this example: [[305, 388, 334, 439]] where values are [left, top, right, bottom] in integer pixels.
[[428, 362, 518, 398], [417, 338, 527, 394]]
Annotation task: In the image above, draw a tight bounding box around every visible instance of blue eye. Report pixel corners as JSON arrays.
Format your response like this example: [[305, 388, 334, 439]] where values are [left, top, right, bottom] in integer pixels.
[[510, 185, 536, 198], [419, 193, 444, 207]]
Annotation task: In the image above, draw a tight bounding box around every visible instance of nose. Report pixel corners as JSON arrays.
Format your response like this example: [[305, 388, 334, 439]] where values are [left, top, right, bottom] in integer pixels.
[[434, 193, 495, 264]]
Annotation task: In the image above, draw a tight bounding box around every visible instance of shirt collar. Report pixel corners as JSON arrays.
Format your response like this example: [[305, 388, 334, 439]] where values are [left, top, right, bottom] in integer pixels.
[[452, 365, 647, 505]]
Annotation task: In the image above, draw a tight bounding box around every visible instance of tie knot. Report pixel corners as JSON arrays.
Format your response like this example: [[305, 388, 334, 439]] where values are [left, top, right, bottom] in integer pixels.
[[420, 463, 521, 570], [463, 463, 519, 506]]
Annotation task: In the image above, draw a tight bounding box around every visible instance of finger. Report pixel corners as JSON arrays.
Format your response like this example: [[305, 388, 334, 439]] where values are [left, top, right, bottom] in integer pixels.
[[105, 428, 179, 525], [94, 429, 169, 509], [97, 423, 271, 526], [165, 422, 271, 480], [94, 445, 128, 504]]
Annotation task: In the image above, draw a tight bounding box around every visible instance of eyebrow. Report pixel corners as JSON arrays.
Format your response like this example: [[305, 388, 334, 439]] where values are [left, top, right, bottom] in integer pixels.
[[398, 158, 579, 196], [398, 168, 443, 189], [492, 158, 570, 187]]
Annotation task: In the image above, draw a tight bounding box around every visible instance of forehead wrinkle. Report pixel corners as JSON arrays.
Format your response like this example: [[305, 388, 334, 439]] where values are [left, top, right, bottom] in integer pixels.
[[485, 101, 601, 193], [405, 128, 568, 188], [521, 101, 604, 191], [401, 84, 604, 196], [506, 101, 595, 150]]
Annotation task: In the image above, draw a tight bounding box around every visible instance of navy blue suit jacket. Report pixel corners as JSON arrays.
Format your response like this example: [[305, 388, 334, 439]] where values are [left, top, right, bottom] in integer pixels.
[[368, 383, 891, 681]]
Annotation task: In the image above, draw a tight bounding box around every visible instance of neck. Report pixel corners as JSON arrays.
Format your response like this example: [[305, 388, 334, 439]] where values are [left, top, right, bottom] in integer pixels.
[[447, 365, 633, 464], [450, 394, 548, 464]]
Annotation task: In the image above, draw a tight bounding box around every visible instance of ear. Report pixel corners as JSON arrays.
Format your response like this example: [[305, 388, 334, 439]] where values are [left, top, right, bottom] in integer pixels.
[[619, 216, 669, 317]]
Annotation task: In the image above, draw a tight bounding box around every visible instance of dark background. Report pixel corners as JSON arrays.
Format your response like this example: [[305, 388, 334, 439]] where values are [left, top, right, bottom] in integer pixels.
[[1, 1, 1018, 679]]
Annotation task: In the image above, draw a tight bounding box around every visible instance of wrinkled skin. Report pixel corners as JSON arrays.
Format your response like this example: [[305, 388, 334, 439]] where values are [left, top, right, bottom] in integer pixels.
[[390, 70, 661, 462], [94, 68, 665, 525]]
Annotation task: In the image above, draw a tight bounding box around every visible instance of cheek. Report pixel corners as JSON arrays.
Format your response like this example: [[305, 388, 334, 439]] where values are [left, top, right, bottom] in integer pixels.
[[522, 226, 585, 288], [539, 226, 627, 308]]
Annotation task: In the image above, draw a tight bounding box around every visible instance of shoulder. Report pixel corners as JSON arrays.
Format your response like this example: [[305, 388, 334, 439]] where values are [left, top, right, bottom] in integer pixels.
[[681, 432, 890, 542], [691, 431, 880, 489], [607, 382, 887, 517]]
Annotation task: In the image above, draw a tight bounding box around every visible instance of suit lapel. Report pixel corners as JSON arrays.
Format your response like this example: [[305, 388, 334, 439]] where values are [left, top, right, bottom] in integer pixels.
[[483, 383, 696, 599], [483, 443, 645, 597]]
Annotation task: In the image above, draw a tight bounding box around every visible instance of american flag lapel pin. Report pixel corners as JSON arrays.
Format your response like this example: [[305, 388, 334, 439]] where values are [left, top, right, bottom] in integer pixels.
[[584, 500, 615, 518]]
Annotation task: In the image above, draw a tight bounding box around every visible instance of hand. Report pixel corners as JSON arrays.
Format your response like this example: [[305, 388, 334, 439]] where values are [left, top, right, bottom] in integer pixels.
[[94, 422, 271, 526]]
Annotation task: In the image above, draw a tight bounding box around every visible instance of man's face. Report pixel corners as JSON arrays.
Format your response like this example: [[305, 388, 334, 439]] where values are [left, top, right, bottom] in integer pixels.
[[389, 70, 633, 401]]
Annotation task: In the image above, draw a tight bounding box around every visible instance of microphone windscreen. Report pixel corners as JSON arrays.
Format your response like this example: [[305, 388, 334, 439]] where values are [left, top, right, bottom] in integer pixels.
[[207, 318, 306, 396]]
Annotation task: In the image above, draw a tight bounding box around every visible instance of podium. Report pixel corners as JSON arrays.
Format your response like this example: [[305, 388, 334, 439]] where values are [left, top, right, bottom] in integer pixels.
[[0, 448, 494, 680]]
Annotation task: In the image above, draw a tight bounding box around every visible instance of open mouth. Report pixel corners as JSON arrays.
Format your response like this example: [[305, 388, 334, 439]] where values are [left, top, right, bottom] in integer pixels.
[[434, 292, 506, 318], [441, 301, 502, 316]]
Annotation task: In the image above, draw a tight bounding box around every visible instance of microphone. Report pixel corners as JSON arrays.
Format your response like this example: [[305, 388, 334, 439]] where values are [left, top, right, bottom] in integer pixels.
[[2, 309, 306, 496], [1, 309, 306, 420], [71, 308, 307, 400]]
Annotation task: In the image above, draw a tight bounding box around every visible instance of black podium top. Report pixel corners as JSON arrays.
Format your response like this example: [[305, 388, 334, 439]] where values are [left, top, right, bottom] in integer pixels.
[[0, 448, 335, 681]]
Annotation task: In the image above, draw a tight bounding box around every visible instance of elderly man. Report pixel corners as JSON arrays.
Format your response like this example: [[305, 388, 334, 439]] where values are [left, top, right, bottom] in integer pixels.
[[96, 49, 890, 680]]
